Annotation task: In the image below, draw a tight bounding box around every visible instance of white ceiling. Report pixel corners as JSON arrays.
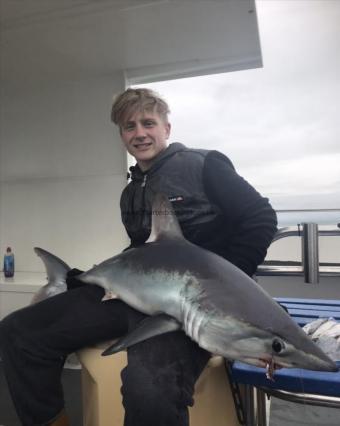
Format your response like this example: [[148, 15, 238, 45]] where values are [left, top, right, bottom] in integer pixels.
[[0, 0, 262, 86], [0, 0, 164, 28]]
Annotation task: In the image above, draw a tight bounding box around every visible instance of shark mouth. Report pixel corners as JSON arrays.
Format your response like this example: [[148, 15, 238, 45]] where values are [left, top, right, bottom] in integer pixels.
[[256, 357, 286, 381]]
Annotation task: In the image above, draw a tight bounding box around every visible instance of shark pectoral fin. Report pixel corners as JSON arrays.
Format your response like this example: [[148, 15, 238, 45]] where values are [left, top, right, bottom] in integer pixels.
[[102, 314, 181, 356], [101, 291, 119, 301]]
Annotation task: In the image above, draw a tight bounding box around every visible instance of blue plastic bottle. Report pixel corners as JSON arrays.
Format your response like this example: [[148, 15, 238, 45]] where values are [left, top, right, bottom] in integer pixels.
[[3, 247, 15, 278]]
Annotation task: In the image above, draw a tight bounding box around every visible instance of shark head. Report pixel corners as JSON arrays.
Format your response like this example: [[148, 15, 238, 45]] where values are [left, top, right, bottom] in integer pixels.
[[198, 311, 338, 376]]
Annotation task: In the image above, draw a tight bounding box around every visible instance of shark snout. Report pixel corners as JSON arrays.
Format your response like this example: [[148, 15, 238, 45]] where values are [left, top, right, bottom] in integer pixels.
[[303, 355, 339, 372], [272, 338, 339, 373]]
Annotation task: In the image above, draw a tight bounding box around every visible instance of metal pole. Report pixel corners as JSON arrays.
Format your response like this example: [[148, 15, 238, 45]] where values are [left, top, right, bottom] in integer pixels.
[[244, 384, 255, 426], [256, 388, 267, 426], [301, 223, 319, 284]]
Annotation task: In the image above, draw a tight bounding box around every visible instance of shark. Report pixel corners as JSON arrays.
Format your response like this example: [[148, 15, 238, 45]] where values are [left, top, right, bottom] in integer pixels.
[[34, 194, 338, 379]]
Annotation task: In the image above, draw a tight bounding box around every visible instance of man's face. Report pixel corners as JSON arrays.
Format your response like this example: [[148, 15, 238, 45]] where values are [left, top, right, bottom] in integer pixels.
[[120, 110, 171, 171]]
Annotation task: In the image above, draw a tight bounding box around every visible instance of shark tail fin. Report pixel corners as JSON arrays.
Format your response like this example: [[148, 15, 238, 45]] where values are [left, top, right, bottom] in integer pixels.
[[34, 247, 71, 288], [147, 193, 184, 243]]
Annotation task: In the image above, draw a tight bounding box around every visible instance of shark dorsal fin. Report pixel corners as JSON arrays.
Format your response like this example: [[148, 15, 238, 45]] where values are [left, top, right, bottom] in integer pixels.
[[147, 193, 184, 243]]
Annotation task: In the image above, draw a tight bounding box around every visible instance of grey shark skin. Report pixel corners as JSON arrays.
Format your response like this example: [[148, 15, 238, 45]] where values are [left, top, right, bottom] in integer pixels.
[[72, 193, 338, 374], [32, 248, 70, 304]]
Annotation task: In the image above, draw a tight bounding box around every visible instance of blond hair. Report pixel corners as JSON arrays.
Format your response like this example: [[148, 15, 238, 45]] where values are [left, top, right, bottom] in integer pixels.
[[111, 88, 170, 127]]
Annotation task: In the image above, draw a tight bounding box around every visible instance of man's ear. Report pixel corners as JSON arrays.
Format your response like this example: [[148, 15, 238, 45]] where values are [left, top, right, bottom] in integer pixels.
[[165, 122, 171, 139]]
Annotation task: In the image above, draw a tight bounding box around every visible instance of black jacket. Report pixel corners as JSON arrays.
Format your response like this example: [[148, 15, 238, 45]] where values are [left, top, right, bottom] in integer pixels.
[[120, 143, 277, 277]]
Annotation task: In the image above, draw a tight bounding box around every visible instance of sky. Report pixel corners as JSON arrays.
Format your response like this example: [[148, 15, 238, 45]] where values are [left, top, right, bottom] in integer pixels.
[[140, 0, 340, 224]]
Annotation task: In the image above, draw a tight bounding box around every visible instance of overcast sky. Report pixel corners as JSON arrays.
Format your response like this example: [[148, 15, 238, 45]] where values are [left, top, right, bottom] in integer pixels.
[[141, 0, 340, 223]]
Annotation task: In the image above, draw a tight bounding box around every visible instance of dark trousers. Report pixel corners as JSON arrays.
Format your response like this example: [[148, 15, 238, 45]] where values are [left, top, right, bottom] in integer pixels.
[[0, 285, 210, 426]]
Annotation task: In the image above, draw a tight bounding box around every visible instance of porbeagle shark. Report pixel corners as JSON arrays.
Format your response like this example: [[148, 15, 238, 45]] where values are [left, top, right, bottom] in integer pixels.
[[34, 194, 338, 379]]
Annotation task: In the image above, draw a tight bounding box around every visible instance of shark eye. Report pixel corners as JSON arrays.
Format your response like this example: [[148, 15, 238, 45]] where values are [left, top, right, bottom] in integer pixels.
[[272, 338, 285, 353]]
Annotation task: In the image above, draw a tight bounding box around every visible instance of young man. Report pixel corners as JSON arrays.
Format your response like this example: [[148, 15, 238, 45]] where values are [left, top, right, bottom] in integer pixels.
[[0, 88, 277, 426]]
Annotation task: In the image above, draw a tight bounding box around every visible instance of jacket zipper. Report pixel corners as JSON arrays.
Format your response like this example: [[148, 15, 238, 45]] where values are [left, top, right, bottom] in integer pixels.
[[141, 174, 147, 188], [140, 174, 147, 230]]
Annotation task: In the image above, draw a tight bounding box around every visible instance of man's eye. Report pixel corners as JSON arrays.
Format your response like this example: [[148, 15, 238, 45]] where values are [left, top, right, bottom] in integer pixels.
[[144, 121, 155, 127], [124, 124, 135, 131]]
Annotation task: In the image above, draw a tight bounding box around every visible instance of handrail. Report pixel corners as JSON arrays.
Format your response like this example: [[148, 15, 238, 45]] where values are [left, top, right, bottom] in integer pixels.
[[272, 225, 340, 242], [257, 224, 340, 283]]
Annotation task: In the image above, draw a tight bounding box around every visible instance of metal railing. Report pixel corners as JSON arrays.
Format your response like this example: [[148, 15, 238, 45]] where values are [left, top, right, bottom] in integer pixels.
[[257, 224, 340, 283]]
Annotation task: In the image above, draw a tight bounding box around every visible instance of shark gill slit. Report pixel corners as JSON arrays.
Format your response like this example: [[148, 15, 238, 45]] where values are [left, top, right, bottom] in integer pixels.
[[182, 297, 205, 344]]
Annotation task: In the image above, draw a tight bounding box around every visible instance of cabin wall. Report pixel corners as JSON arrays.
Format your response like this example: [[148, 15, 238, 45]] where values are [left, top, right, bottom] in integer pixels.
[[0, 74, 129, 271]]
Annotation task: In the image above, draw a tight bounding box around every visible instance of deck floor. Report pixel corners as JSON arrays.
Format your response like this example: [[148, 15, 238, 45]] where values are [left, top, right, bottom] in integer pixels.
[[269, 396, 340, 426], [0, 363, 83, 426]]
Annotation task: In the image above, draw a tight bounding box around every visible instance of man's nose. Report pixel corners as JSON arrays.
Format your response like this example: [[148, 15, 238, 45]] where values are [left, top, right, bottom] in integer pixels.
[[135, 124, 146, 139]]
